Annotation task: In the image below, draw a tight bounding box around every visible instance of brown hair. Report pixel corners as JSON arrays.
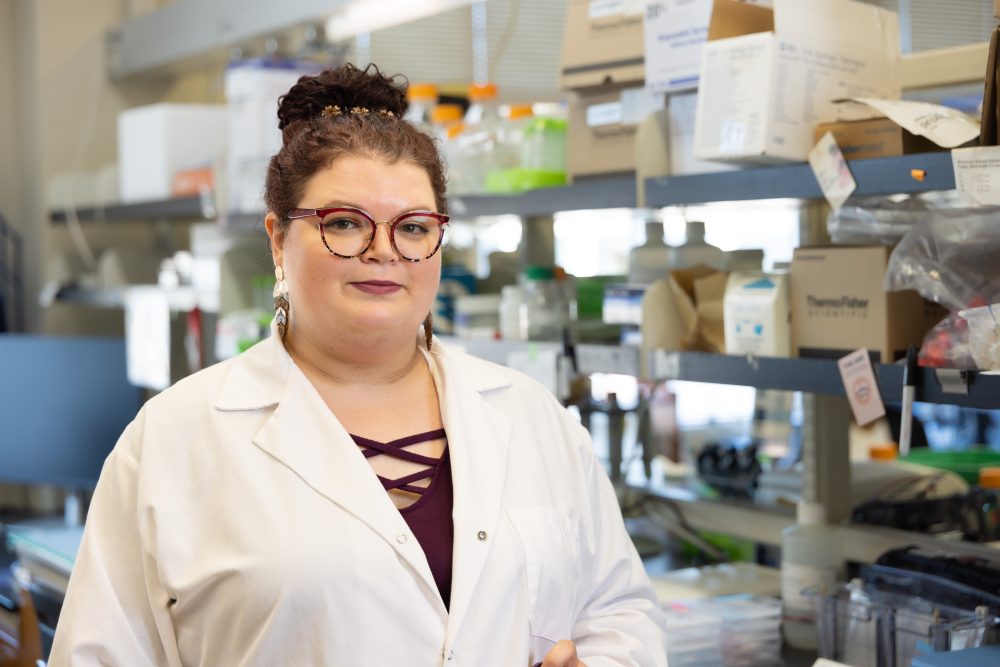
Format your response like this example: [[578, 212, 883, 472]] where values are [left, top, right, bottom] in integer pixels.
[[264, 63, 447, 231]]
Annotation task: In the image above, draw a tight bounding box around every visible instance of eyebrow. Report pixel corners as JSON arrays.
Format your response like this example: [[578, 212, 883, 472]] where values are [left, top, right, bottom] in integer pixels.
[[316, 201, 437, 215]]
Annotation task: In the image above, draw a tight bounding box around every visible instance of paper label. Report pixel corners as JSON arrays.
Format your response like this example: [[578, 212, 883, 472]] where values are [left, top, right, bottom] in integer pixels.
[[590, 0, 643, 19], [586, 101, 625, 127], [808, 132, 857, 210], [851, 97, 979, 149], [643, 0, 713, 93], [620, 88, 666, 125], [782, 561, 841, 616], [837, 348, 886, 426], [952, 146, 1000, 206]]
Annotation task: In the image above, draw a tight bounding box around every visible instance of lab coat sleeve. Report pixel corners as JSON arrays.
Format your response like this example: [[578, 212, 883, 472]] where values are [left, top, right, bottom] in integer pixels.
[[569, 421, 669, 667], [49, 413, 180, 667]]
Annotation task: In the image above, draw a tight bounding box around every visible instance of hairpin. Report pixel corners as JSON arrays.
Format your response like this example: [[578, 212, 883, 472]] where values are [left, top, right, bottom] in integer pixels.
[[321, 105, 342, 118], [351, 106, 371, 116], [377, 109, 396, 118]]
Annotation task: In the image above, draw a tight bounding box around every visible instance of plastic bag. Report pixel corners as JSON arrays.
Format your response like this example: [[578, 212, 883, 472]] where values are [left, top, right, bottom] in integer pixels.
[[885, 207, 1000, 368], [827, 192, 975, 246]]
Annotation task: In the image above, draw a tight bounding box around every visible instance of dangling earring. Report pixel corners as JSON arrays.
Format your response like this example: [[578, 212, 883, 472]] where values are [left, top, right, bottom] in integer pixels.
[[423, 313, 433, 351], [274, 265, 290, 340]]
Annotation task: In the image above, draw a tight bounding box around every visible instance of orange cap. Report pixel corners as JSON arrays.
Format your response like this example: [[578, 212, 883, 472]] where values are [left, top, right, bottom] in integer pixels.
[[407, 83, 439, 102], [508, 104, 534, 120], [980, 467, 1000, 489], [869, 444, 898, 461], [446, 123, 466, 140], [469, 82, 498, 101], [430, 104, 463, 125]]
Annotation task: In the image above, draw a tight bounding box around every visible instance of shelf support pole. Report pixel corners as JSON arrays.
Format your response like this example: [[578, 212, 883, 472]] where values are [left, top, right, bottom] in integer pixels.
[[519, 214, 555, 267], [801, 393, 852, 524]]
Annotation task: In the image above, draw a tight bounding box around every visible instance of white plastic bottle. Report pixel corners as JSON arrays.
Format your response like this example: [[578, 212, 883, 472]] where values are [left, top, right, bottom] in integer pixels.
[[674, 221, 724, 270], [781, 501, 845, 650], [628, 220, 675, 285]]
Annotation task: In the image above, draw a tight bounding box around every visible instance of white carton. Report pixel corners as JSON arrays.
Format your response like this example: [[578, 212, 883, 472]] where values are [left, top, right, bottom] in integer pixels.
[[644, 0, 714, 93], [225, 61, 319, 214], [118, 104, 227, 203], [667, 92, 736, 175], [723, 271, 790, 357], [693, 0, 900, 163]]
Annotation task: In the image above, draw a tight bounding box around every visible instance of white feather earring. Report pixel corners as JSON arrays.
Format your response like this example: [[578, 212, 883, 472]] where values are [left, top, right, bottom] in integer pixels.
[[274, 265, 290, 339]]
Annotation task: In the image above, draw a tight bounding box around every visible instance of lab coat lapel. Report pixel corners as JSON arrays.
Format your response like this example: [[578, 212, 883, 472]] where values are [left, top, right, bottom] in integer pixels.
[[434, 344, 513, 645], [246, 345, 444, 609]]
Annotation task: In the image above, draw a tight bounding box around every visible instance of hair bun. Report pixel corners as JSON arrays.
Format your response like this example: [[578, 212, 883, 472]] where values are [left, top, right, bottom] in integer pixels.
[[276, 63, 409, 131]]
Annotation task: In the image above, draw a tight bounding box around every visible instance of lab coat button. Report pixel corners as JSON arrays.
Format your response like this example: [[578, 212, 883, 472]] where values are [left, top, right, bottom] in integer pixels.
[[477, 530, 488, 541], [396, 533, 408, 544]]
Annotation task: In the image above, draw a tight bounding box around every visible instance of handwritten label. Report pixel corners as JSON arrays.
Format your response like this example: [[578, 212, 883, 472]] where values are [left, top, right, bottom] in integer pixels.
[[838, 348, 886, 426], [952, 146, 1000, 205], [808, 132, 857, 210]]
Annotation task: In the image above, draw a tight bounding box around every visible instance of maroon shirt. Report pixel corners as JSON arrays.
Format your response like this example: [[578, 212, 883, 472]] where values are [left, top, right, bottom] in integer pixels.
[[351, 429, 454, 608]]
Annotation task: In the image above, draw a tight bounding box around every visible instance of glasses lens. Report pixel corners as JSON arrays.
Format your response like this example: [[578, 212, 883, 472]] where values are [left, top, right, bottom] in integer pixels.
[[319, 211, 374, 256], [393, 214, 444, 260]]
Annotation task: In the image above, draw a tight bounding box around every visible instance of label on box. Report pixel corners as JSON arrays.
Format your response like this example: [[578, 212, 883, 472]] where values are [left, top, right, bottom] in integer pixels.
[[808, 132, 856, 210], [586, 101, 625, 127], [620, 88, 666, 125], [837, 348, 886, 426], [589, 0, 644, 19], [850, 97, 979, 149], [643, 0, 712, 93], [952, 146, 1000, 206]]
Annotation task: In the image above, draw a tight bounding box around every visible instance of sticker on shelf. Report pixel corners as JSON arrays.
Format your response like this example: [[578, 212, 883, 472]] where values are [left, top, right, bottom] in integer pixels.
[[952, 146, 1000, 206], [837, 348, 886, 426], [808, 132, 857, 211]]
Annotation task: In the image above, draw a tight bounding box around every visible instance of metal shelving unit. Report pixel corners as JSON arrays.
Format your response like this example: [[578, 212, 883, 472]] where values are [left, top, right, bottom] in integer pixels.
[[651, 351, 999, 410], [448, 173, 637, 218], [49, 195, 209, 224], [645, 152, 956, 206]]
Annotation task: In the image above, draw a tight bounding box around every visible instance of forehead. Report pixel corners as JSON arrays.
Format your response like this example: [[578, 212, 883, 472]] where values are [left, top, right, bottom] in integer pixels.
[[300, 155, 435, 213]]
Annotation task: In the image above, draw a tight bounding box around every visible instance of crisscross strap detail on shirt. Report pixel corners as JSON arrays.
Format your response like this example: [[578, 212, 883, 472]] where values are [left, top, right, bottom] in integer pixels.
[[351, 429, 447, 496]]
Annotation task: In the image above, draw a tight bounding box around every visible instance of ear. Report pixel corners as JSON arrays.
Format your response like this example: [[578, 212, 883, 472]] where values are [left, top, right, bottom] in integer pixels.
[[264, 212, 285, 267]]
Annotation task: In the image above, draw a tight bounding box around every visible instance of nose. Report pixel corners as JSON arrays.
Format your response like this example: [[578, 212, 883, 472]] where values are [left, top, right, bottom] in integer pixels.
[[361, 221, 397, 262]]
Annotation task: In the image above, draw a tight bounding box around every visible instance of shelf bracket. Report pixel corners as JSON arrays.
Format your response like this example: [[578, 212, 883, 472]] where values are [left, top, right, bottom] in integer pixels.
[[934, 368, 969, 395]]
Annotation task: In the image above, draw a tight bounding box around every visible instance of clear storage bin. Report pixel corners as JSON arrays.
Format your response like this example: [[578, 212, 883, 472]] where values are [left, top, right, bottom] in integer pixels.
[[807, 580, 999, 667]]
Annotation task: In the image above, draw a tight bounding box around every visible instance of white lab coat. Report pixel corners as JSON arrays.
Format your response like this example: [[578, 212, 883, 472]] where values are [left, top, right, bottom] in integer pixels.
[[50, 332, 668, 666]]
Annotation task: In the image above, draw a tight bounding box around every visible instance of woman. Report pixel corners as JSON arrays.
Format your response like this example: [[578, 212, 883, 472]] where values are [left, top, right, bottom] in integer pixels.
[[49, 64, 667, 666]]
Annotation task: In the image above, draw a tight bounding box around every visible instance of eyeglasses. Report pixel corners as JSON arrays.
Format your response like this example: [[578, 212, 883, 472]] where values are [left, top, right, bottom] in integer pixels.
[[286, 206, 450, 262]]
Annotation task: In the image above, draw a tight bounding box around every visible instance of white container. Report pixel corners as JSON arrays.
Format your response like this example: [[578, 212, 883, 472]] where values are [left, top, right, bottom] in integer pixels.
[[674, 221, 724, 270], [499, 285, 525, 341], [225, 61, 318, 214], [118, 104, 228, 203], [781, 502, 845, 650], [723, 272, 790, 357], [454, 294, 502, 340], [628, 221, 676, 285], [959, 303, 1000, 371]]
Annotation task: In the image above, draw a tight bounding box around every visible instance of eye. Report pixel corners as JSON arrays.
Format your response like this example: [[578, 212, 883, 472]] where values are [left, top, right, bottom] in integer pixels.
[[397, 217, 437, 236], [321, 215, 367, 232]]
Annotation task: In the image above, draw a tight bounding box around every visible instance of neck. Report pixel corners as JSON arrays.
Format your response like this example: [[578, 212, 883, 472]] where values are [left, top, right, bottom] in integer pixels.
[[285, 326, 425, 387]]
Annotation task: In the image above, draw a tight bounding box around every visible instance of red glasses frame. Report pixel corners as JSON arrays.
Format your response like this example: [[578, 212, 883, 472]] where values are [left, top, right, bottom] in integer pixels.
[[286, 206, 450, 262]]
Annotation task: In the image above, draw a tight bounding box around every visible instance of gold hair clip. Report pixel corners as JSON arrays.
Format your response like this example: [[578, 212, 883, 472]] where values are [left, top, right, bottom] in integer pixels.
[[320, 105, 395, 120]]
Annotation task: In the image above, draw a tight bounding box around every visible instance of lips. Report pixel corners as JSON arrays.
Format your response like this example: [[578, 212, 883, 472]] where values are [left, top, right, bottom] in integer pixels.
[[351, 280, 403, 295]]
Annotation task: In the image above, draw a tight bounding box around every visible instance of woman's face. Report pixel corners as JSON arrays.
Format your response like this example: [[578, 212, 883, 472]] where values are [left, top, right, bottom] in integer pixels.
[[267, 154, 442, 348]]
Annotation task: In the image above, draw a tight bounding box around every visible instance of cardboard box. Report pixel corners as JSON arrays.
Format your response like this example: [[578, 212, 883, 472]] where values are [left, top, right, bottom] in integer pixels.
[[560, 0, 645, 89], [118, 104, 227, 203], [668, 92, 736, 175], [693, 0, 900, 164], [814, 117, 941, 160], [568, 85, 666, 178], [791, 246, 946, 363]]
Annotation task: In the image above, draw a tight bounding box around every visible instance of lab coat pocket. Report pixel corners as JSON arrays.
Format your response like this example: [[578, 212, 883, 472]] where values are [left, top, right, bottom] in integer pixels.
[[507, 506, 582, 644]]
